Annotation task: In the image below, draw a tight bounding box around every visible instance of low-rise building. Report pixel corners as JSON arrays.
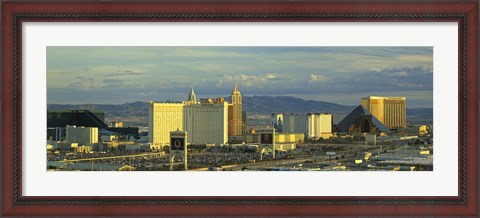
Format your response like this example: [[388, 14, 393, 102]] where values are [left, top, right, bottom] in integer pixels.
[[419, 125, 428, 135], [66, 125, 98, 145], [245, 133, 304, 144]]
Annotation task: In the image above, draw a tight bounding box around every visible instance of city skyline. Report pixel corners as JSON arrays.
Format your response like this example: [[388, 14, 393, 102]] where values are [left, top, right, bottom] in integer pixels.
[[47, 46, 433, 107]]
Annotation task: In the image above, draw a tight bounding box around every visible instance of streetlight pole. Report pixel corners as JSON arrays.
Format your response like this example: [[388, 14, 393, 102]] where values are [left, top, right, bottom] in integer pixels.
[[272, 128, 276, 160]]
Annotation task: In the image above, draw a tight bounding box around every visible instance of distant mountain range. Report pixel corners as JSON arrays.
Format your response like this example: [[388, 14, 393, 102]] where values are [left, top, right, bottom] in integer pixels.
[[47, 96, 433, 121], [231, 96, 356, 115]]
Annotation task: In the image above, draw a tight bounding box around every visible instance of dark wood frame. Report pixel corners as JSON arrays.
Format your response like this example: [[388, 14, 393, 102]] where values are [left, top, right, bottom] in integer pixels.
[[1, 0, 478, 216]]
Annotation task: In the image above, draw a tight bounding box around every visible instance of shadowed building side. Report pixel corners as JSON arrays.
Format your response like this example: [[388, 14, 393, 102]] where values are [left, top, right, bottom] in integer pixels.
[[336, 105, 391, 134], [48, 110, 107, 128], [47, 109, 139, 140]]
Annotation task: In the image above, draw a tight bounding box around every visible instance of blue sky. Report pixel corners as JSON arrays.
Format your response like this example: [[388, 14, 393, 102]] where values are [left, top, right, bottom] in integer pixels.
[[47, 47, 433, 108]]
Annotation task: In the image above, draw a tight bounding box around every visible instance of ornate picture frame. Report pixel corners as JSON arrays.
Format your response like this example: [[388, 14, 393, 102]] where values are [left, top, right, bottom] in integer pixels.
[[1, 0, 478, 216]]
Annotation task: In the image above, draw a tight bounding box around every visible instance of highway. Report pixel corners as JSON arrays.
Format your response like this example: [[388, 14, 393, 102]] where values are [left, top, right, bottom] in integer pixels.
[[59, 152, 164, 163]]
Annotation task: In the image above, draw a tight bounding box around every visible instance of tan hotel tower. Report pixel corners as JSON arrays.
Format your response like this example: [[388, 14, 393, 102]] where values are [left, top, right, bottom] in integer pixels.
[[228, 83, 243, 136], [361, 96, 406, 129]]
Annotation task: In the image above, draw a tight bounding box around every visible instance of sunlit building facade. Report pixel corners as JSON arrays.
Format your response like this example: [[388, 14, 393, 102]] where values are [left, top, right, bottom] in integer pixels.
[[184, 101, 228, 145], [361, 96, 406, 129], [149, 85, 237, 146], [228, 84, 243, 136], [307, 113, 333, 139], [272, 113, 332, 139], [148, 102, 184, 145]]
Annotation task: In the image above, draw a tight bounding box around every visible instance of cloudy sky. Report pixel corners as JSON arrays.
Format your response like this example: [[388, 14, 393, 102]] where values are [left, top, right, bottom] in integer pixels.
[[47, 47, 433, 108]]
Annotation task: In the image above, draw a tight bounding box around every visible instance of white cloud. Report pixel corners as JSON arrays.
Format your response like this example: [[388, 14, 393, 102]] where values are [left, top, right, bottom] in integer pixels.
[[264, 73, 277, 79], [309, 74, 327, 83], [389, 71, 409, 77], [397, 82, 423, 88], [220, 73, 279, 87]]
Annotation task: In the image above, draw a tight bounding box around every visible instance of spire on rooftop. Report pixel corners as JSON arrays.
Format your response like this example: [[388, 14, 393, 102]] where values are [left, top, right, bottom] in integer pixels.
[[188, 87, 196, 102], [232, 83, 240, 95]]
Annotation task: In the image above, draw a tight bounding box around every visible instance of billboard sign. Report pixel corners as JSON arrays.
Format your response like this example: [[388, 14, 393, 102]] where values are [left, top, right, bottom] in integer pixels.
[[260, 133, 273, 144], [170, 138, 185, 150], [326, 151, 336, 156]]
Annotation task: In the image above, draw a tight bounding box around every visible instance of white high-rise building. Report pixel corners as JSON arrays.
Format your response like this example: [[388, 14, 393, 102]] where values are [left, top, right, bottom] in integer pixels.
[[184, 101, 228, 145], [282, 113, 308, 134], [307, 113, 333, 139], [273, 113, 332, 139], [148, 87, 230, 146], [66, 125, 98, 145]]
